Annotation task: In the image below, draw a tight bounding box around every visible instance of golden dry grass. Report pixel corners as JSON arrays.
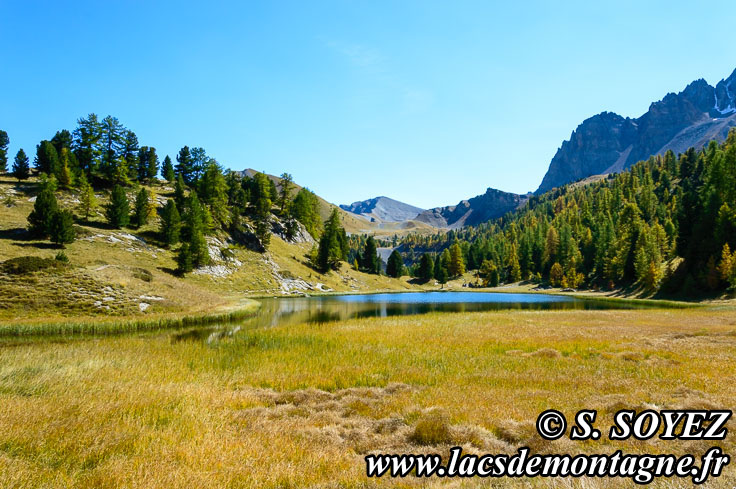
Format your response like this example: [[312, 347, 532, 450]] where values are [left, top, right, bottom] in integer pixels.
[[1, 307, 735, 488]]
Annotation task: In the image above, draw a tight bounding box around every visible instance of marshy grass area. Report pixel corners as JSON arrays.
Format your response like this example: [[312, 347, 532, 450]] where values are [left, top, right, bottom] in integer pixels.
[[1, 307, 735, 488]]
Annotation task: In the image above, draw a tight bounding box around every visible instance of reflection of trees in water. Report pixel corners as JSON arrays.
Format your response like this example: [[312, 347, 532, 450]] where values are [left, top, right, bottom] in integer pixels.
[[242, 294, 644, 330], [176, 294, 650, 342]]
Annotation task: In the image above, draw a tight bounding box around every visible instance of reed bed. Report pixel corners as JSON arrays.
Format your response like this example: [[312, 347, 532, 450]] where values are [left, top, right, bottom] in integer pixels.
[[0, 302, 260, 338]]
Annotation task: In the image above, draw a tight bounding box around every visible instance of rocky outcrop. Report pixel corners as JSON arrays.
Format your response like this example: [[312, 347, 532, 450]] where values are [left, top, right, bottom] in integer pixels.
[[414, 188, 528, 229], [537, 68, 736, 194]]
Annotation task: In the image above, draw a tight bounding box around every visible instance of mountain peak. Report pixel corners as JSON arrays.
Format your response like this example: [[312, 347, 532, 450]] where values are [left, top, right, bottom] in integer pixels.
[[536, 67, 736, 194], [340, 196, 424, 223]]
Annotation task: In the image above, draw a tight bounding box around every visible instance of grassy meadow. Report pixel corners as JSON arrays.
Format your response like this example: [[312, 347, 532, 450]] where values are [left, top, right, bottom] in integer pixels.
[[1, 307, 735, 488]]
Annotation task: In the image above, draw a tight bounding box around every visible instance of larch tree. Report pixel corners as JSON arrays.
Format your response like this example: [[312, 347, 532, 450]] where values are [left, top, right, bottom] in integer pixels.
[[448, 242, 465, 277], [77, 173, 97, 220]]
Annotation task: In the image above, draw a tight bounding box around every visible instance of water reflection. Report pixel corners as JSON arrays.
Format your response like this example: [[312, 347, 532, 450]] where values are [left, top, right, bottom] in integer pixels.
[[175, 292, 656, 343]]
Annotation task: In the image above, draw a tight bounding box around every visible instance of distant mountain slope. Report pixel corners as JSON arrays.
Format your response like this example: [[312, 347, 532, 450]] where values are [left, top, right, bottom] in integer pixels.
[[414, 188, 528, 229], [537, 68, 736, 193], [235, 169, 381, 235], [340, 196, 424, 223]]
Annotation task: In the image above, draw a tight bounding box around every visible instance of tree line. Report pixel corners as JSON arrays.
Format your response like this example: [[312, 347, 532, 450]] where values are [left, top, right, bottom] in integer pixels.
[[384, 129, 736, 295]]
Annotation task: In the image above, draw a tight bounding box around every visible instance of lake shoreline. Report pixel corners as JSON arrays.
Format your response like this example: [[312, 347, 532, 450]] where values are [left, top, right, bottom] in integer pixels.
[[1, 287, 712, 339]]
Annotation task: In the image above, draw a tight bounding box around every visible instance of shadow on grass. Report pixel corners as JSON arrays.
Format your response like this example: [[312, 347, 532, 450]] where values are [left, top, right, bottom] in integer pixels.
[[157, 266, 179, 276], [76, 219, 116, 231], [137, 229, 165, 248], [12, 241, 59, 250], [0, 227, 32, 241]]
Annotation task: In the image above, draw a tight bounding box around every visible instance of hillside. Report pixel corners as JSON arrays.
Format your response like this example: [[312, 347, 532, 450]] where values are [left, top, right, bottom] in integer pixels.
[[537, 67, 736, 193], [0, 174, 421, 324], [235, 169, 381, 234], [414, 187, 528, 229]]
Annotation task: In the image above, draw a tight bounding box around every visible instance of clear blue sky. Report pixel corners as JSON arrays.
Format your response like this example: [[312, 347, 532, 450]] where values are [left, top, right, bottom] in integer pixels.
[[2, 1, 735, 209]]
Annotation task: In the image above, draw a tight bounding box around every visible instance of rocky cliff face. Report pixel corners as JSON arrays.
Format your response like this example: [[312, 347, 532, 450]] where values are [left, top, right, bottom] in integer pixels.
[[537, 68, 736, 193], [414, 188, 528, 229]]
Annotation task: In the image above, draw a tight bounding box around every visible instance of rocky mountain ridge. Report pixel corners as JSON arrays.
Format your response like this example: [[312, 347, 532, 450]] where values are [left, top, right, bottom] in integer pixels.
[[339, 196, 424, 223], [537, 68, 736, 193]]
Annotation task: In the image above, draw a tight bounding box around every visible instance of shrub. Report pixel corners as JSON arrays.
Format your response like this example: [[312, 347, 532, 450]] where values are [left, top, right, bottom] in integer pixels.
[[54, 251, 70, 263], [1, 256, 65, 275], [409, 410, 452, 446], [132, 267, 153, 282]]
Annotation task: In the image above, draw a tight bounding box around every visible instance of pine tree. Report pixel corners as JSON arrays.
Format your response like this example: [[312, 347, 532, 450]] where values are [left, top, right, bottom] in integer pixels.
[[133, 187, 150, 228], [386, 249, 404, 278], [361, 236, 380, 274], [316, 209, 347, 272], [51, 129, 73, 155], [28, 188, 58, 237], [0, 130, 9, 172], [12, 149, 30, 181], [77, 173, 97, 220], [199, 161, 229, 225], [146, 147, 159, 181], [278, 173, 294, 215], [174, 174, 187, 213], [72, 113, 102, 176], [268, 178, 278, 202], [417, 253, 434, 282], [182, 191, 209, 267], [177, 242, 193, 274], [253, 172, 272, 250], [49, 210, 76, 247], [122, 130, 139, 179], [190, 147, 209, 183], [159, 199, 181, 248], [34, 140, 59, 175], [175, 146, 194, 185], [435, 253, 449, 285], [106, 185, 130, 228], [162, 155, 175, 182], [99, 116, 126, 183]]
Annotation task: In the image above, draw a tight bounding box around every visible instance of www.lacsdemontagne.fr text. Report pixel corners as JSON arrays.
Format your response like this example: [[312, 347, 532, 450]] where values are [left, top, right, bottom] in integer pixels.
[[365, 446, 729, 484]]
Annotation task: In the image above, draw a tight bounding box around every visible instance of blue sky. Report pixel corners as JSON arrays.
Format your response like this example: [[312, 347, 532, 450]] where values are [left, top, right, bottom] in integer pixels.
[[2, 1, 736, 209]]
